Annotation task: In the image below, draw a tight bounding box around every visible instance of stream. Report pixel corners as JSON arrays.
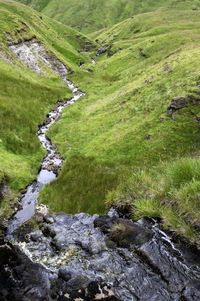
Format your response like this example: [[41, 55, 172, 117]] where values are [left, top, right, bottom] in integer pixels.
[[2, 61, 200, 300], [7, 80, 84, 235]]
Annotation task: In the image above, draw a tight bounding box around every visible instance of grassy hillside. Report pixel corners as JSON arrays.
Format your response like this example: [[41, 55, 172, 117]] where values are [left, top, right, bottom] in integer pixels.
[[38, 9, 200, 244], [2, 0, 200, 246], [15, 0, 200, 33], [0, 0, 92, 217]]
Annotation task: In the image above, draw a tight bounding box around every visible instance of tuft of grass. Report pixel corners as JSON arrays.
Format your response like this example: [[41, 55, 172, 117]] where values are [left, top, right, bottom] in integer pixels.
[[163, 158, 200, 191], [134, 199, 161, 218], [119, 157, 200, 245]]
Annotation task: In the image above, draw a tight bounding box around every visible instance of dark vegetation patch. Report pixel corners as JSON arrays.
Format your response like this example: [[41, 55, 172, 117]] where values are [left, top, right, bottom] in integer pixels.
[[39, 156, 119, 215]]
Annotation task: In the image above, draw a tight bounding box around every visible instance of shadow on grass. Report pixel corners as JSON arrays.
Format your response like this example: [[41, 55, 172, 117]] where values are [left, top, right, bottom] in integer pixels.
[[39, 155, 119, 215]]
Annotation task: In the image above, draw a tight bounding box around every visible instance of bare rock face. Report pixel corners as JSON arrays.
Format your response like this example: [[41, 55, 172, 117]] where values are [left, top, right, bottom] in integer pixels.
[[9, 40, 68, 80]]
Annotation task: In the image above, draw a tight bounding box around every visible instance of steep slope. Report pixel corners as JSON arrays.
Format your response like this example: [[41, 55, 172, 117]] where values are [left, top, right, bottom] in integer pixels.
[[15, 0, 200, 33], [0, 0, 93, 218], [38, 9, 200, 244]]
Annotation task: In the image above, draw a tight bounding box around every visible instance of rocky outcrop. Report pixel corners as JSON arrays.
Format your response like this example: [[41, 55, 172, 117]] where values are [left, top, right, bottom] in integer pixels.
[[82, 41, 92, 52], [96, 46, 107, 56], [167, 95, 189, 114], [4, 209, 200, 301], [0, 242, 59, 301], [0, 241, 119, 300], [9, 39, 68, 79], [167, 94, 200, 115]]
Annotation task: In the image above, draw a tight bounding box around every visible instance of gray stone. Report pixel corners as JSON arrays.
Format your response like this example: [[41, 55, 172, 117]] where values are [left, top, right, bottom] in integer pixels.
[[96, 47, 107, 56], [58, 266, 73, 282], [6, 210, 200, 300], [30, 230, 43, 242], [9, 40, 68, 80]]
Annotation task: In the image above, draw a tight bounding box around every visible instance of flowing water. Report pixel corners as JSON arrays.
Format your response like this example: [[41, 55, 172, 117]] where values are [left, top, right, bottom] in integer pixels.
[[7, 80, 84, 234], [4, 59, 200, 301]]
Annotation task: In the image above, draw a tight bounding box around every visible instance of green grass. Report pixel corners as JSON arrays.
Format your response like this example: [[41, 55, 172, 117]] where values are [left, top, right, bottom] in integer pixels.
[[106, 157, 200, 244], [39, 156, 119, 215], [37, 9, 200, 245], [2, 0, 200, 245], [14, 0, 200, 33], [135, 158, 200, 244], [0, 0, 92, 217]]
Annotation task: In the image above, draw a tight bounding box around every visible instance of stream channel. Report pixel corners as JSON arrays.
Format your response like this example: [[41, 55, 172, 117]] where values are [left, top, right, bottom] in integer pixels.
[[7, 80, 84, 234], [3, 68, 200, 301]]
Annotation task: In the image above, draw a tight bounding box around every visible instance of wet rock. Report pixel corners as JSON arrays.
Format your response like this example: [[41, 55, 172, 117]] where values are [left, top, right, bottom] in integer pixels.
[[79, 61, 84, 69], [30, 230, 43, 242], [0, 243, 59, 301], [58, 266, 73, 282], [96, 47, 107, 56], [196, 116, 200, 124], [88, 280, 101, 295], [45, 162, 61, 175], [94, 214, 117, 234], [82, 42, 92, 52], [43, 215, 55, 224], [42, 117, 51, 126], [67, 274, 89, 291], [6, 209, 200, 300], [183, 280, 200, 300], [41, 223, 57, 238], [167, 94, 200, 117]]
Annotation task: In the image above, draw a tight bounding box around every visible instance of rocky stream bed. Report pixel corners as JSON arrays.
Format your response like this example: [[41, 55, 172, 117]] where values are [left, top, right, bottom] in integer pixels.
[[1, 41, 200, 301], [2, 208, 200, 300]]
